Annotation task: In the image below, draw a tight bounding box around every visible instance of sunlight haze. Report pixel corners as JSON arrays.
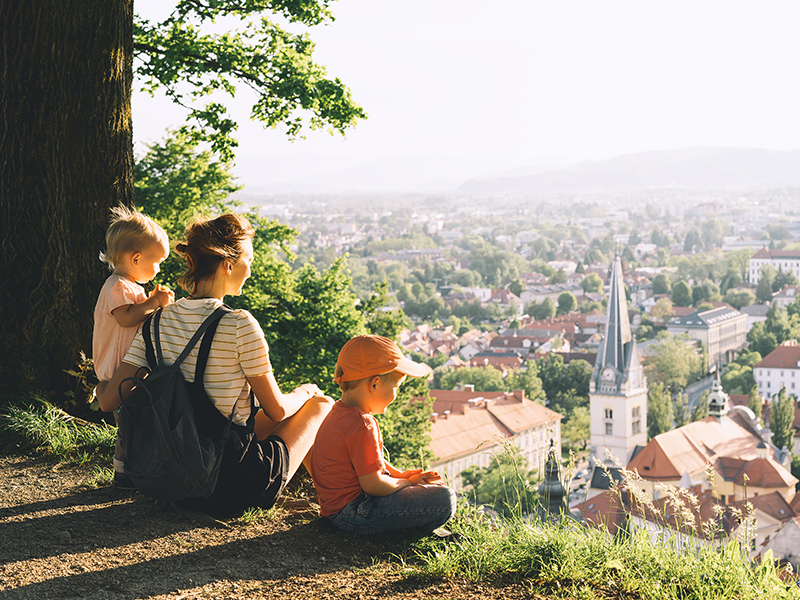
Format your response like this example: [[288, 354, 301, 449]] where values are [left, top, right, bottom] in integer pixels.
[[132, 1, 800, 190]]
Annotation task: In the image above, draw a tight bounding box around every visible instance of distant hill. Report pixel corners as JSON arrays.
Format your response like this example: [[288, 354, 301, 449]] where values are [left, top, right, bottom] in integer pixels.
[[457, 147, 800, 194], [232, 154, 531, 194]]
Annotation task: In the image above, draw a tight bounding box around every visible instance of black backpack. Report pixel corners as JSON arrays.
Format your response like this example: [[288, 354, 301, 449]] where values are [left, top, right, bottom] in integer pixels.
[[117, 306, 250, 502]]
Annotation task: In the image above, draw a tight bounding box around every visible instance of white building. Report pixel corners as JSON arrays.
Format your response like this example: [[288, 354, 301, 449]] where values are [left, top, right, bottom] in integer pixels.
[[753, 340, 800, 400], [773, 285, 800, 309], [425, 389, 562, 492], [749, 248, 800, 284], [762, 515, 800, 571], [665, 304, 747, 371]]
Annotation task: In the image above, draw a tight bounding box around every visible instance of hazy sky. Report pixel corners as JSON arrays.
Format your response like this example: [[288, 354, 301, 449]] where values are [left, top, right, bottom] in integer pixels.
[[133, 1, 800, 166]]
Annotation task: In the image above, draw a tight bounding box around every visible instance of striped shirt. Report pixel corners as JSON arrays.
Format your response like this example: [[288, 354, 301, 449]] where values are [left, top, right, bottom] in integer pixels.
[[123, 297, 271, 425]]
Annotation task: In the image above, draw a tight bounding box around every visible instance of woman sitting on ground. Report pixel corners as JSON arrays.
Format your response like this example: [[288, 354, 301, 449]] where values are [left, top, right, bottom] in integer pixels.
[[97, 213, 333, 516]]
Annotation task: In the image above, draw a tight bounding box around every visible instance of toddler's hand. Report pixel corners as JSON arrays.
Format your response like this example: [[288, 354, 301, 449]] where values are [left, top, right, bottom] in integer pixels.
[[151, 284, 174, 307]]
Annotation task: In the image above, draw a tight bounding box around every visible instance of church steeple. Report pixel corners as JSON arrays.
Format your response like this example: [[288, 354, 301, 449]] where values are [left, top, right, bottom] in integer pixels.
[[591, 255, 643, 396], [600, 254, 632, 375], [589, 254, 648, 466]]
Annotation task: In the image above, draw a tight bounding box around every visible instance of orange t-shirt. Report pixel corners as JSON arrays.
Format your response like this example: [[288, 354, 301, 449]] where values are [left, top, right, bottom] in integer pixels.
[[309, 401, 385, 517]]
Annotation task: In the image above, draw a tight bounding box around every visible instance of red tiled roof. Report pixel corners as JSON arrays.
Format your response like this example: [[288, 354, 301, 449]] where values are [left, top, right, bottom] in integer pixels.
[[424, 390, 562, 463], [790, 491, 800, 514], [627, 413, 772, 480], [469, 355, 524, 371], [717, 456, 798, 489], [574, 490, 628, 535], [751, 249, 800, 259], [428, 408, 510, 463], [754, 342, 800, 370], [742, 458, 798, 488], [739, 491, 796, 523], [578, 488, 739, 540]]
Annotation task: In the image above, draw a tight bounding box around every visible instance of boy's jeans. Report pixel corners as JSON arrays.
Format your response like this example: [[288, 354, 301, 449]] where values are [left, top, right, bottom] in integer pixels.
[[328, 484, 456, 535]]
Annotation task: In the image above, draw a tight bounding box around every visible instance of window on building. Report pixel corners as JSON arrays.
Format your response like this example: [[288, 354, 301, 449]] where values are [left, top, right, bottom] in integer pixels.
[[632, 420, 641, 434], [768, 382, 771, 388], [604, 408, 613, 419], [632, 406, 640, 418], [605, 423, 613, 435]]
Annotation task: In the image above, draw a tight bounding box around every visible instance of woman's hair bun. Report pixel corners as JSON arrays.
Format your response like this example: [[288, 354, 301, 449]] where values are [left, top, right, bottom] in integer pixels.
[[176, 214, 254, 294]]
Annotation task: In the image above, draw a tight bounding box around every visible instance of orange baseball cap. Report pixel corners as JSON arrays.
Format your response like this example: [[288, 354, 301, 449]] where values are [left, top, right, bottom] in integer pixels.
[[334, 335, 433, 383]]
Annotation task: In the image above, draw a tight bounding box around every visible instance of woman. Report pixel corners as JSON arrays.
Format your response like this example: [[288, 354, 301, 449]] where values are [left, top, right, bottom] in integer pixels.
[[97, 213, 333, 516]]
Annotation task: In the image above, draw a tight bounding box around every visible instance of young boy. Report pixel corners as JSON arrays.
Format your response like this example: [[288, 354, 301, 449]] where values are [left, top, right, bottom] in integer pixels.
[[309, 335, 456, 535], [93, 205, 174, 488]]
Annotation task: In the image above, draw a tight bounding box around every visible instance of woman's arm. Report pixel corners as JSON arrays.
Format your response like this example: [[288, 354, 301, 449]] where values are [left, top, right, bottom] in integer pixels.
[[247, 372, 323, 422], [96, 362, 140, 412]]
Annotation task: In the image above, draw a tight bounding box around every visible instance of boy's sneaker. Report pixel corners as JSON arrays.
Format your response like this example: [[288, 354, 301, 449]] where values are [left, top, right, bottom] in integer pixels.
[[113, 472, 137, 491], [432, 527, 464, 542]]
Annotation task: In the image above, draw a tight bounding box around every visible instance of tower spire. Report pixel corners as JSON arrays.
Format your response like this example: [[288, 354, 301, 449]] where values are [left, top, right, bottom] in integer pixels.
[[601, 254, 632, 373], [589, 253, 647, 466]]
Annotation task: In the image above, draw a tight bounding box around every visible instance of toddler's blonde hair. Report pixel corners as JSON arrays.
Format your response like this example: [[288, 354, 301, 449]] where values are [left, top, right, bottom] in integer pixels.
[[99, 205, 169, 270]]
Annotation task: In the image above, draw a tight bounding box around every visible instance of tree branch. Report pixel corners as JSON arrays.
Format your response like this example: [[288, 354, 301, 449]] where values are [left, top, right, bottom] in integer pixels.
[[134, 42, 269, 88]]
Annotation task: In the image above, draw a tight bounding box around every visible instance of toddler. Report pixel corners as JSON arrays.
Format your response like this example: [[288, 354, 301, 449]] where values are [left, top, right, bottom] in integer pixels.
[[309, 335, 456, 535], [93, 205, 174, 488]]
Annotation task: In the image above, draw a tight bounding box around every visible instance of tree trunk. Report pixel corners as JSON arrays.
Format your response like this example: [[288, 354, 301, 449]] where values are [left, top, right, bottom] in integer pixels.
[[0, 1, 134, 406]]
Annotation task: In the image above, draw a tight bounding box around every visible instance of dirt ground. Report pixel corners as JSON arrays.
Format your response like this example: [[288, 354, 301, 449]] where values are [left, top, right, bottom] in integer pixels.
[[0, 454, 543, 600]]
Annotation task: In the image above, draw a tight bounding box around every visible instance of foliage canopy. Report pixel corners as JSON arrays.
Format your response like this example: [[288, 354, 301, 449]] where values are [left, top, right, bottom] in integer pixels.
[[134, 0, 366, 161]]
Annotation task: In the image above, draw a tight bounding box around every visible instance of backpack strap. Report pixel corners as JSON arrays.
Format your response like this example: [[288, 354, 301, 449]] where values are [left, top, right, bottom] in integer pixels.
[[142, 310, 158, 370], [190, 305, 242, 438], [153, 308, 164, 365], [194, 305, 232, 382], [191, 305, 259, 436]]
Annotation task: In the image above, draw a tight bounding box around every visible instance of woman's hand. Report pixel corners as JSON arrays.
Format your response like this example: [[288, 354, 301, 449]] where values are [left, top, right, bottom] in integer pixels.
[[292, 383, 324, 400]]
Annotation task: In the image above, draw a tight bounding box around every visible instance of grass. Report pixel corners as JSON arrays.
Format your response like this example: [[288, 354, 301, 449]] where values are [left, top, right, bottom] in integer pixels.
[[404, 446, 799, 599], [3, 401, 798, 599], [86, 465, 115, 488], [407, 503, 798, 599], [0, 398, 115, 463], [237, 506, 280, 524]]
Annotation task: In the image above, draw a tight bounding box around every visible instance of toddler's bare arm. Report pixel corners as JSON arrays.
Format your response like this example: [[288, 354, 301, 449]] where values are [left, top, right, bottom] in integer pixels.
[[111, 285, 174, 327]]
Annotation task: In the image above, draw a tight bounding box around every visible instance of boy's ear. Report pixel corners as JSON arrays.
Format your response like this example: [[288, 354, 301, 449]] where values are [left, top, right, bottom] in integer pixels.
[[130, 251, 141, 266]]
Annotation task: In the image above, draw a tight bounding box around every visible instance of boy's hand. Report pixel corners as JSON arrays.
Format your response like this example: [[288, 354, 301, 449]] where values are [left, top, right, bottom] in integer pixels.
[[397, 468, 423, 480], [150, 284, 174, 307], [409, 470, 442, 485]]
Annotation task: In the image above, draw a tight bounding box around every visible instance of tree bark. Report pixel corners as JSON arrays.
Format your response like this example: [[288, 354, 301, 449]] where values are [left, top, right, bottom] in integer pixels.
[[0, 0, 134, 405]]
